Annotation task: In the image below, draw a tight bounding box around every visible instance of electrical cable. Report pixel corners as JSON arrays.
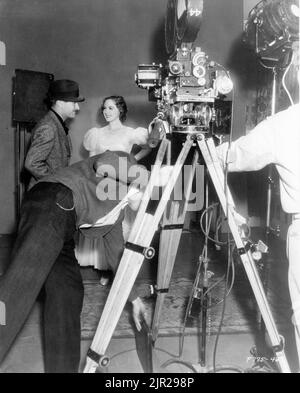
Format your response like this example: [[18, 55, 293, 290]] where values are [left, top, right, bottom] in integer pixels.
[[199, 203, 228, 245], [160, 202, 230, 369], [161, 358, 198, 372], [281, 52, 295, 105], [177, 211, 217, 359], [177, 256, 205, 359], [160, 249, 238, 373], [203, 261, 235, 307], [199, 205, 251, 248], [212, 244, 233, 373], [162, 202, 236, 372], [207, 364, 244, 373], [108, 345, 184, 371], [109, 347, 137, 361], [211, 85, 237, 373]]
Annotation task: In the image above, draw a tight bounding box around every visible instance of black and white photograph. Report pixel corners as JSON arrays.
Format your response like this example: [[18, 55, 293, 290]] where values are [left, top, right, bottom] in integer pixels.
[[0, 0, 299, 376]]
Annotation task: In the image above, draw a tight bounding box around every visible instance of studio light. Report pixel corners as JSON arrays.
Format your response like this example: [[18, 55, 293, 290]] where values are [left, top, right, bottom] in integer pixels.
[[244, 0, 299, 63]]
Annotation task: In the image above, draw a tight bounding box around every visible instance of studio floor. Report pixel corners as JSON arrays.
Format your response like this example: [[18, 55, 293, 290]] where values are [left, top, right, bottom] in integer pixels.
[[0, 228, 299, 374]]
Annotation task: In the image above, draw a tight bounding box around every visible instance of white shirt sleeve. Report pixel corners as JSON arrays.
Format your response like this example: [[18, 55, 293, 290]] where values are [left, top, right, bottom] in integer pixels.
[[83, 128, 97, 153], [130, 127, 149, 146], [217, 117, 277, 172]]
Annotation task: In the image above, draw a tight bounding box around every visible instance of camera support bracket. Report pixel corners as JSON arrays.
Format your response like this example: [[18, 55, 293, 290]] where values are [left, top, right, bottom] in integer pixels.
[[125, 242, 155, 260], [83, 135, 291, 373]]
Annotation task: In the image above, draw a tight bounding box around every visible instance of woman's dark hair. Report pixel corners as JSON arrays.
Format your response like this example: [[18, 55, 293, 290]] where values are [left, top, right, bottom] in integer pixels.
[[101, 95, 128, 122]]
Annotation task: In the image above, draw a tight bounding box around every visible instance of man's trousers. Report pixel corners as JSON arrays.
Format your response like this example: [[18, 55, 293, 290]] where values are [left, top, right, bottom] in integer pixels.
[[0, 182, 84, 373], [287, 217, 300, 369]]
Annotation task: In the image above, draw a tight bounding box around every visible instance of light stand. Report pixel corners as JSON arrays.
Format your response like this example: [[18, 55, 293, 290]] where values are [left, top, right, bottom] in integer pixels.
[[255, 64, 280, 368]]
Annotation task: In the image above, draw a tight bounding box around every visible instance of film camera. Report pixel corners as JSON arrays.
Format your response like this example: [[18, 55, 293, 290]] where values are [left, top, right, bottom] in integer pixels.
[[135, 0, 233, 146]]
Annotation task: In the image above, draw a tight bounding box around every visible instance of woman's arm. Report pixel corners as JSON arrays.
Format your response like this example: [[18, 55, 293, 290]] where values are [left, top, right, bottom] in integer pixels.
[[131, 127, 151, 161], [134, 146, 152, 161], [83, 128, 97, 155]]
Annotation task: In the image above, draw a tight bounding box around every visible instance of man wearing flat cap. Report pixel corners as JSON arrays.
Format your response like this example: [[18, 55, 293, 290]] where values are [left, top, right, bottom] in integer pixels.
[[25, 79, 85, 189]]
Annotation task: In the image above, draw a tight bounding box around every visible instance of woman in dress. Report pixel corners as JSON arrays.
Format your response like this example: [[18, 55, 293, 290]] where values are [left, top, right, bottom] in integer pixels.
[[76, 95, 151, 284]]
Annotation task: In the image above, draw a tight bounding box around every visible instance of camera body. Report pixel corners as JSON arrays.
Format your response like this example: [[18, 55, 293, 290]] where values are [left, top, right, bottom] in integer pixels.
[[136, 43, 232, 136]]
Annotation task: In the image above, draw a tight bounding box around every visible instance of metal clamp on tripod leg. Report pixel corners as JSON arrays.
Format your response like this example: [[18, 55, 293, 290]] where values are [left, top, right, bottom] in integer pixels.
[[86, 348, 110, 369], [125, 242, 155, 260], [150, 285, 169, 295]]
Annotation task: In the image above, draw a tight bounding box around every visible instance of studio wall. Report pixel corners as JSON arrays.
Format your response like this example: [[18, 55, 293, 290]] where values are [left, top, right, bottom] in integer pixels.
[[0, 0, 246, 234]]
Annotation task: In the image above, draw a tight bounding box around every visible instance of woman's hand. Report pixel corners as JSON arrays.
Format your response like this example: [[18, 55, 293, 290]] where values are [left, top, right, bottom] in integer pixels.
[[134, 146, 152, 161]]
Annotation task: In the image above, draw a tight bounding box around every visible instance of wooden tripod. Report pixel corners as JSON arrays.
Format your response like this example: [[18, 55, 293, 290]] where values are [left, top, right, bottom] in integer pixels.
[[83, 134, 291, 373]]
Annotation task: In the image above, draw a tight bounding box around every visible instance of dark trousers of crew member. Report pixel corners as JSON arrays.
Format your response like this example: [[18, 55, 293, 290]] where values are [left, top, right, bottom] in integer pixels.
[[0, 182, 84, 373]]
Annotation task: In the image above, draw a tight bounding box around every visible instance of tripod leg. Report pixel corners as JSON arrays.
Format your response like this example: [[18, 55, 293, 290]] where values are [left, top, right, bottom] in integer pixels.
[[200, 283, 209, 367], [83, 138, 194, 373], [196, 137, 291, 373], [83, 138, 169, 373], [152, 201, 182, 342], [152, 150, 199, 341]]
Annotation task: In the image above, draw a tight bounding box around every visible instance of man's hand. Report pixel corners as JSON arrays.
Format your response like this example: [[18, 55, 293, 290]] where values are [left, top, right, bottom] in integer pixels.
[[132, 297, 147, 331]]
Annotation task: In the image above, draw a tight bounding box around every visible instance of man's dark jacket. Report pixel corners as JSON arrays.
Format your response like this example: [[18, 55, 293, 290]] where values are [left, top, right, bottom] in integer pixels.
[[25, 110, 71, 189]]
